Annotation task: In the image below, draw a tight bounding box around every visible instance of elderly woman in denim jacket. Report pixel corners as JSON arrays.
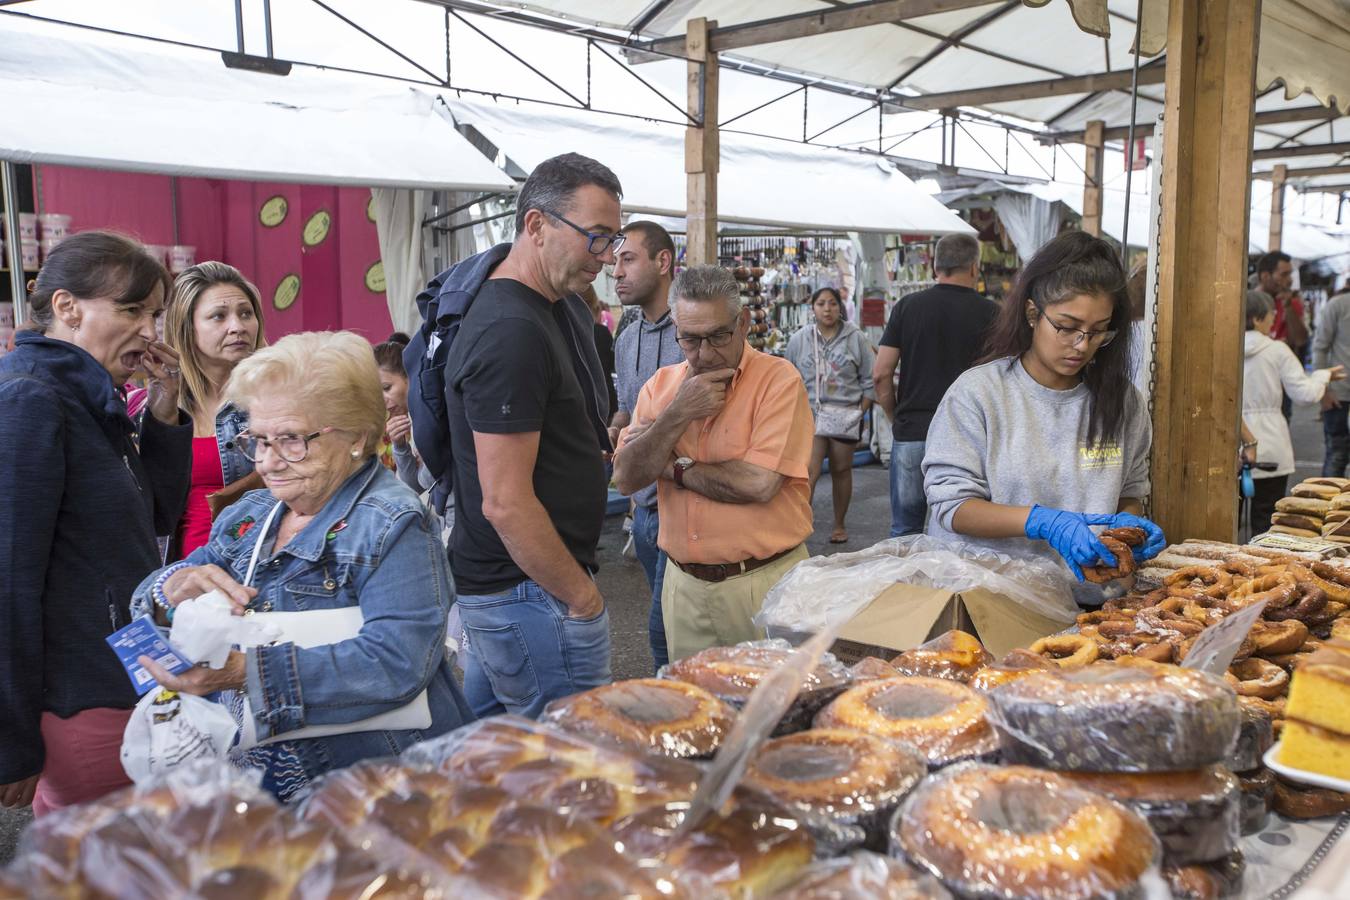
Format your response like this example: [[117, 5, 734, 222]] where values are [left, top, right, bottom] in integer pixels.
[[133, 331, 474, 800]]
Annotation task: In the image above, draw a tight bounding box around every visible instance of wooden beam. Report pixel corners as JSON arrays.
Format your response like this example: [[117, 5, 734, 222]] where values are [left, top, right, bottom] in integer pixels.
[[684, 17, 719, 266], [640, 0, 993, 56], [1254, 164, 1350, 179], [1045, 106, 1339, 144], [1270, 164, 1287, 252], [1151, 0, 1260, 543], [1253, 141, 1350, 160], [1082, 120, 1105, 237], [900, 65, 1166, 111]]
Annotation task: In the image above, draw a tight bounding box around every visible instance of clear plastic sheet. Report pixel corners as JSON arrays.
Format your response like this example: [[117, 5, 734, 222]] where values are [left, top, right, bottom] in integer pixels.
[[890, 630, 994, 683], [754, 535, 1080, 636], [814, 676, 1000, 768], [986, 663, 1241, 772], [1059, 766, 1242, 866], [658, 639, 853, 735], [849, 657, 901, 681], [743, 729, 926, 853], [890, 763, 1163, 900], [538, 677, 737, 759], [770, 851, 953, 900]]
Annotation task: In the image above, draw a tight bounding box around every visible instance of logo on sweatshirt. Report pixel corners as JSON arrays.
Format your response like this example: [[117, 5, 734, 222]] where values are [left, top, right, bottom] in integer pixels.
[[1078, 442, 1124, 471]]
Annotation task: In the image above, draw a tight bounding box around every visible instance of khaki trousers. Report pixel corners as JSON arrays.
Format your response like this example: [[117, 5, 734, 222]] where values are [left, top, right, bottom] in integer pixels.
[[661, 544, 810, 662]]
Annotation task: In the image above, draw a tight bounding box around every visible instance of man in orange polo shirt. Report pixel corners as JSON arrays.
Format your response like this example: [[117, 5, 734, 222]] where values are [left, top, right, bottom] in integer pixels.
[[613, 265, 814, 661]]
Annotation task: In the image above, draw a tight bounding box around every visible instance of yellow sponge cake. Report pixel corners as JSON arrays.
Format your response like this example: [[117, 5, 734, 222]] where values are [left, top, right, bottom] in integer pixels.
[[1279, 721, 1350, 781], [1284, 640, 1350, 736]]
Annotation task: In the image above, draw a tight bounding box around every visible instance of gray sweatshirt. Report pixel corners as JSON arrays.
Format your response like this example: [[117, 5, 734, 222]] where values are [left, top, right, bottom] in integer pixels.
[[614, 309, 682, 509], [785, 320, 877, 407], [923, 357, 1152, 565], [1313, 291, 1350, 403]]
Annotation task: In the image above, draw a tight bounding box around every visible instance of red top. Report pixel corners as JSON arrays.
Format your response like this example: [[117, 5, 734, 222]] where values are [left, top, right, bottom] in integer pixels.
[[180, 437, 224, 556]]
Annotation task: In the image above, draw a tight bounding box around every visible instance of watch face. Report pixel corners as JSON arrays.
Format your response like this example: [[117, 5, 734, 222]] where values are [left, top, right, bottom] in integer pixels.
[[676, 457, 694, 467]]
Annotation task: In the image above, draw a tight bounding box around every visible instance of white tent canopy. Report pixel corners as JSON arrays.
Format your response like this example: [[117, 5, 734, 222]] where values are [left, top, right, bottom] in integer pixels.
[[0, 15, 513, 191], [446, 98, 974, 236]]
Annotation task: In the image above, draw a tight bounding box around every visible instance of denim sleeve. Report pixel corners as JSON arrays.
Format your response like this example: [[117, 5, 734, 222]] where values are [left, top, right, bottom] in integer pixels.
[[244, 507, 450, 739], [130, 516, 236, 617], [0, 378, 62, 782], [136, 408, 194, 535]]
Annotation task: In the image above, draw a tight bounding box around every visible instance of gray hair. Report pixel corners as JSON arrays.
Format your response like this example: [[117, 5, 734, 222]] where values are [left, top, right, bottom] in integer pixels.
[[670, 265, 742, 322], [934, 233, 981, 275], [514, 153, 623, 233], [1245, 289, 1275, 330]]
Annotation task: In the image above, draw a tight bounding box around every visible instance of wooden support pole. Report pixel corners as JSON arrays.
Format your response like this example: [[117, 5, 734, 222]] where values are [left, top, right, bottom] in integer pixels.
[[1151, 0, 1261, 543], [1269, 164, 1287, 252], [1083, 120, 1105, 237], [685, 17, 719, 266]]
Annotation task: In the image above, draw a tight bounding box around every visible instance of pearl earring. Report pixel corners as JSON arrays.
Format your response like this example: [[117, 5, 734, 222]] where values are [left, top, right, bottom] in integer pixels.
[[351, 450, 360, 459]]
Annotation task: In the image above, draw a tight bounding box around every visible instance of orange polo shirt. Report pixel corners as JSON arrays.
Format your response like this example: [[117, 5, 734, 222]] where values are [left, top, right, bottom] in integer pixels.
[[618, 346, 814, 565]]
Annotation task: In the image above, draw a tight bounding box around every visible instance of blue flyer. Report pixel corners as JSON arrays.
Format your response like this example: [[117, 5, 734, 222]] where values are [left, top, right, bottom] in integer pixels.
[[106, 615, 195, 695]]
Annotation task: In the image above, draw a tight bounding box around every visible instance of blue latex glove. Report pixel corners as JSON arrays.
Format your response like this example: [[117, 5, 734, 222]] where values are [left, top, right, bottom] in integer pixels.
[[1083, 511, 1167, 563], [1024, 504, 1117, 582]]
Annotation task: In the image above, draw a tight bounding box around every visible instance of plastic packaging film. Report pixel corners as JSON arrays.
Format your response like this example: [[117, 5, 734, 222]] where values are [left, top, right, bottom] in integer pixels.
[[539, 677, 737, 759], [986, 664, 1241, 772], [890, 763, 1164, 900], [890, 630, 995, 683], [770, 850, 953, 900], [754, 535, 1080, 636]]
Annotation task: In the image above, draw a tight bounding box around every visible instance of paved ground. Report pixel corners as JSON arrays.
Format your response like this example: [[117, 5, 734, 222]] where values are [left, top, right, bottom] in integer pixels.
[[0, 405, 1326, 865]]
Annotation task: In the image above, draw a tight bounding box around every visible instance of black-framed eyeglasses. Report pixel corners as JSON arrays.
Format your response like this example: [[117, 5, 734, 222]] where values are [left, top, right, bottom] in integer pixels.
[[676, 329, 738, 352], [546, 210, 625, 256], [235, 427, 337, 463], [1043, 318, 1117, 349]]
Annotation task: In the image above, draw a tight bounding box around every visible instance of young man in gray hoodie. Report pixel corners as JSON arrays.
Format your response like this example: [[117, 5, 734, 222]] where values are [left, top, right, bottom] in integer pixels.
[[610, 220, 680, 670]]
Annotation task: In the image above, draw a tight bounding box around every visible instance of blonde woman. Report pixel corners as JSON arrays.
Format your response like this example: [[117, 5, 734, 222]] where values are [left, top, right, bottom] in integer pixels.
[[132, 262, 266, 556]]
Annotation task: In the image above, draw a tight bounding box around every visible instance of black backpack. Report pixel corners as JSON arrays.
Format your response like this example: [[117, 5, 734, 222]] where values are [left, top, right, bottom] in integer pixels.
[[402, 243, 511, 514]]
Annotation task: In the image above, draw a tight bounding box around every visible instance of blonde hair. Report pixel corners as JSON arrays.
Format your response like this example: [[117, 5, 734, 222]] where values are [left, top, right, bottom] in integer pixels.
[[166, 261, 266, 415], [225, 331, 386, 456]]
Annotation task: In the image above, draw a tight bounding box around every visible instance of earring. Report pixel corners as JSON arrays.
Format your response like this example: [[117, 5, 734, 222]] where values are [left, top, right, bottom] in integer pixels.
[[351, 450, 360, 459]]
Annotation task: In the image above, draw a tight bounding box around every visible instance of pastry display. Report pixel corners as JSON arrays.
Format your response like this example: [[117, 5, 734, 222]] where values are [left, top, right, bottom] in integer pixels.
[[888, 630, 992, 683], [539, 678, 736, 759], [744, 728, 926, 851], [1236, 768, 1274, 835], [890, 764, 1160, 899], [987, 664, 1240, 772], [1059, 766, 1240, 865], [814, 676, 999, 768], [660, 639, 852, 733], [772, 851, 952, 900], [1161, 851, 1246, 900]]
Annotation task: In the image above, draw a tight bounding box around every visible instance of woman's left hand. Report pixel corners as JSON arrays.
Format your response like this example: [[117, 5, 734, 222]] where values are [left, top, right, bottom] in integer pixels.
[[139, 650, 247, 695], [140, 340, 183, 425], [1085, 511, 1167, 562]]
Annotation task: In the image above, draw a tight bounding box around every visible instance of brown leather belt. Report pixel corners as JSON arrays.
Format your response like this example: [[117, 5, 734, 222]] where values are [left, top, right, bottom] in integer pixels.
[[670, 545, 797, 584]]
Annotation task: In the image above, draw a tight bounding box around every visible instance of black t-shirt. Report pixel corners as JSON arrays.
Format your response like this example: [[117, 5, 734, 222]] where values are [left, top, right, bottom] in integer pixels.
[[879, 283, 998, 442], [446, 278, 608, 594]]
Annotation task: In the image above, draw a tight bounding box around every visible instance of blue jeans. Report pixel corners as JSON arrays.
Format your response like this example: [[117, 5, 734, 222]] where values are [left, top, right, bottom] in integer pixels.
[[890, 440, 928, 537], [1324, 405, 1350, 478], [632, 504, 669, 671], [458, 579, 612, 719]]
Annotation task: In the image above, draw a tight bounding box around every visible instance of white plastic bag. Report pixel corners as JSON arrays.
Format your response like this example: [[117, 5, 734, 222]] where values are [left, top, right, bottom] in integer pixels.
[[754, 534, 1080, 636], [169, 589, 280, 668], [120, 688, 239, 784]]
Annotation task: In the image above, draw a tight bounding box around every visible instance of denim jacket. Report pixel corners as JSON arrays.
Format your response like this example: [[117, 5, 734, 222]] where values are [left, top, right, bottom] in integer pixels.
[[132, 457, 473, 786], [215, 402, 253, 485]]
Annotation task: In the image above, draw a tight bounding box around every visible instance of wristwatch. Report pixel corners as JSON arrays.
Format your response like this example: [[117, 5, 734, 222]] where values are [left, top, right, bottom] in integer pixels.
[[673, 457, 695, 489]]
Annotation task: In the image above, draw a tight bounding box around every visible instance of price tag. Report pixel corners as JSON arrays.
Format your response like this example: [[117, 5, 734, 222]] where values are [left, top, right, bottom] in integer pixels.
[[1180, 600, 1268, 676], [106, 615, 195, 695]]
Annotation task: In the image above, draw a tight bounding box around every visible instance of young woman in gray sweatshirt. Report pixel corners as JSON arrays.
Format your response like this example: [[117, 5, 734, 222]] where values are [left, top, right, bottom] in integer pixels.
[[921, 232, 1165, 594]]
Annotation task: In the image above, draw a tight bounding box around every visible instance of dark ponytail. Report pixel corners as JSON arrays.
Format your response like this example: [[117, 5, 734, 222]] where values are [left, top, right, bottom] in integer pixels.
[[26, 231, 171, 334], [980, 230, 1133, 448]]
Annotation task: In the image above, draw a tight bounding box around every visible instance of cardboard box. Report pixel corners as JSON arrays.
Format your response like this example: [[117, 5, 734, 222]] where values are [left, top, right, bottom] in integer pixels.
[[829, 582, 1070, 664]]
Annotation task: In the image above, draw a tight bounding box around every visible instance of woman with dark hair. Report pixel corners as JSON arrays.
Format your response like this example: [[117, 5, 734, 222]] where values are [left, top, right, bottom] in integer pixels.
[[922, 231, 1165, 594], [373, 334, 423, 490], [0, 231, 191, 813]]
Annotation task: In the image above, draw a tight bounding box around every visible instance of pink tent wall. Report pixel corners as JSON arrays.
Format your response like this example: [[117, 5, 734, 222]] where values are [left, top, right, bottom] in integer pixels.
[[35, 165, 393, 342]]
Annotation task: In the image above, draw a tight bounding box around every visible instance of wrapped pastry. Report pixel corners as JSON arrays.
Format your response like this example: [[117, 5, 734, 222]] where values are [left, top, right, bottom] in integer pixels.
[[660, 639, 852, 733], [1226, 699, 1275, 772], [890, 763, 1160, 900], [968, 649, 1056, 693], [540, 678, 736, 759], [987, 663, 1240, 772], [1059, 766, 1241, 865], [814, 676, 999, 768], [744, 728, 926, 851], [889, 630, 992, 683], [1236, 768, 1274, 835], [771, 851, 952, 900], [1162, 852, 1245, 900], [849, 656, 902, 681]]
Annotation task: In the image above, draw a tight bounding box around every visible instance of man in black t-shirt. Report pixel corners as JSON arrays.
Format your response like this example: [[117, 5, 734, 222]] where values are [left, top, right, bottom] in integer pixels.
[[445, 153, 623, 718], [873, 232, 996, 536]]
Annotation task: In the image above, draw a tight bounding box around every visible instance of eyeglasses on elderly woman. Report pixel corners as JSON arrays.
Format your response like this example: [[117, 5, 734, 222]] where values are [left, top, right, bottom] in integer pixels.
[[234, 427, 344, 463]]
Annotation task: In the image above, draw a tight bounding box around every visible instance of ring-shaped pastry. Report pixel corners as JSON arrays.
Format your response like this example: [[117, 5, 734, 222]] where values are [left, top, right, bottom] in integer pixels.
[[1028, 634, 1099, 669], [1224, 658, 1289, 700]]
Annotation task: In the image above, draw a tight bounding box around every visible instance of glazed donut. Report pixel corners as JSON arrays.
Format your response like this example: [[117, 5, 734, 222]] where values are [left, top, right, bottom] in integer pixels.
[[1096, 617, 1141, 640], [1103, 596, 1148, 615], [1222, 558, 1261, 578], [1104, 526, 1149, 547], [892, 764, 1160, 898], [1224, 658, 1289, 700], [889, 630, 993, 683], [814, 676, 998, 767], [1077, 609, 1134, 627], [1235, 695, 1285, 720], [1134, 639, 1177, 663], [1249, 619, 1309, 657], [540, 678, 737, 758], [1225, 572, 1298, 613], [1139, 608, 1206, 637], [1028, 634, 1099, 669], [1165, 566, 1233, 599], [1264, 581, 1328, 622], [1180, 599, 1227, 628], [1307, 562, 1350, 602], [1272, 779, 1350, 819], [1084, 536, 1135, 583], [1307, 599, 1348, 627]]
